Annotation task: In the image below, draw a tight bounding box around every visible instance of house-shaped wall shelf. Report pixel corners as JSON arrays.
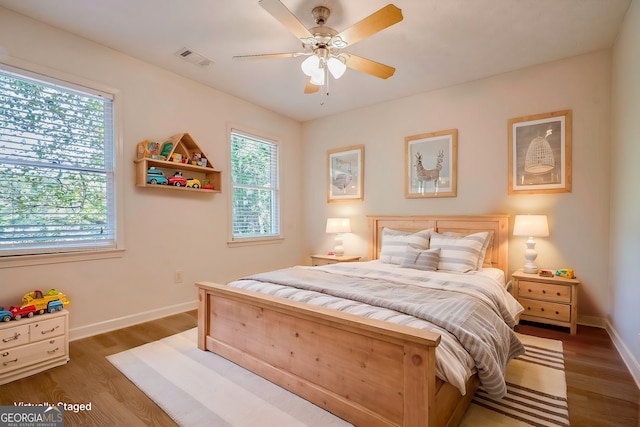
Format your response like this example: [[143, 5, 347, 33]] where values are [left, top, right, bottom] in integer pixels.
[[134, 132, 221, 193]]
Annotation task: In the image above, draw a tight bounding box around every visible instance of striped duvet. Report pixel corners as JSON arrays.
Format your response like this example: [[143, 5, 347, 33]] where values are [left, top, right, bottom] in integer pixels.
[[229, 261, 525, 398]]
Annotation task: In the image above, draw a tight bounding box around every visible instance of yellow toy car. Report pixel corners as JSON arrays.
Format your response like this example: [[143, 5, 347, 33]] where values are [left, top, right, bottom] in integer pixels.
[[186, 178, 201, 188]]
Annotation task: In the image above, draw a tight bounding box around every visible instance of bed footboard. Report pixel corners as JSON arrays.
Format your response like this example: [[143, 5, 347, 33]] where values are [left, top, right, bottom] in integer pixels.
[[197, 281, 450, 427]]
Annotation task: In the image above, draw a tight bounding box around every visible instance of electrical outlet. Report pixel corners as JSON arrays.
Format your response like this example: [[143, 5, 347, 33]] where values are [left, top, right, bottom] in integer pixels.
[[174, 270, 183, 284]]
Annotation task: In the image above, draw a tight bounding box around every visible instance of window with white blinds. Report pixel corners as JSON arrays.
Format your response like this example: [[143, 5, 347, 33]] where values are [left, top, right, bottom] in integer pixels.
[[0, 65, 117, 256], [230, 130, 280, 240]]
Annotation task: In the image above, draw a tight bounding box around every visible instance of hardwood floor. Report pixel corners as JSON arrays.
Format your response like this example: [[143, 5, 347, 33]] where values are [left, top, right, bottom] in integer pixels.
[[0, 311, 637, 426]]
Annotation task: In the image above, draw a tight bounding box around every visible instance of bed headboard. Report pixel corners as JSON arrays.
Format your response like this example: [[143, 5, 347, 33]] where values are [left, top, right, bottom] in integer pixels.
[[367, 215, 509, 277]]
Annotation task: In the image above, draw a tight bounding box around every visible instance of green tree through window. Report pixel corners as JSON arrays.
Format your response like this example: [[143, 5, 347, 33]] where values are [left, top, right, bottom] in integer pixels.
[[230, 130, 280, 239], [0, 66, 116, 256]]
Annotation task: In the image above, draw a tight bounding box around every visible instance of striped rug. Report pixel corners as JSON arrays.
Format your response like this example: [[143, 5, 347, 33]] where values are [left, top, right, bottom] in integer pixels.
[[107, 329, 568, 427], [461, 333, 569, 426]]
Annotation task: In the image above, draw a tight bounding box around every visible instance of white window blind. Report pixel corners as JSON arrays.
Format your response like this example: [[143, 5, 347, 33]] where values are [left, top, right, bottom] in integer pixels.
[[0, 65, 116, 256], [230, 130, 280, 239]]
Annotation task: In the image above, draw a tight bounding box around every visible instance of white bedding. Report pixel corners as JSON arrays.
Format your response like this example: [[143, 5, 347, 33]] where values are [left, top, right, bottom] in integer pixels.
[[229, 260, 524, 397]]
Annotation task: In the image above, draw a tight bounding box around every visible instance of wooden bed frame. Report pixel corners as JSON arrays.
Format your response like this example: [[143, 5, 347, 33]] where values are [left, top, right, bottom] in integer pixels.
[[197, 214, 509, 427]]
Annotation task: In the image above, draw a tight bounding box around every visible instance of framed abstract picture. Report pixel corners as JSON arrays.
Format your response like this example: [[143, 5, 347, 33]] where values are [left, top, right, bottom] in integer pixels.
[[327, 145, 364, 203], [508, 110, 572, 194], [405, 129, 457, 198]]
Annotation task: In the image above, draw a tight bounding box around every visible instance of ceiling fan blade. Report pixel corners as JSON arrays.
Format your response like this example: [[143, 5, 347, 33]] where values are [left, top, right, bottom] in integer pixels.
[[335, 4, 403, 47], [345, 54, 396, 79], [304, 77, 320, 94], [233, 52, 307, 60], [259, 0, 313, 40]]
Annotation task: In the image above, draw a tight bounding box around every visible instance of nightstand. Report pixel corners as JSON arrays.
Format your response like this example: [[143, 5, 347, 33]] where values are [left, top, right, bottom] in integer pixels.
[[311, 254, 361, 266], [512, 269, 579, 334]]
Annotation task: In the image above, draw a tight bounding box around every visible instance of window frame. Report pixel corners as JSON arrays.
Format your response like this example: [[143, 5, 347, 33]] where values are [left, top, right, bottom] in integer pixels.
[[0, 58, 125, 267], [228, 127, 282, 246]]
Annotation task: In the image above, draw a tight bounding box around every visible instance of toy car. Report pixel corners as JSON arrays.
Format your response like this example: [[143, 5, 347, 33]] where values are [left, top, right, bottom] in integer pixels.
[[0, 308, 12, 322], [147, 167, 168, 185], [186, 178, 201, 188], [9, 304, 37, 320], [21, 289, 70, 314], [168, 171, 187, 186]]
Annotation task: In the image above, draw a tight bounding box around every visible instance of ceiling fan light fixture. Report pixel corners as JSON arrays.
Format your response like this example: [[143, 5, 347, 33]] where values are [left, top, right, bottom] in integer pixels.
[[309, 68, 325, 86], [301, 55, 320, 76], [327, 56, 347, 79]]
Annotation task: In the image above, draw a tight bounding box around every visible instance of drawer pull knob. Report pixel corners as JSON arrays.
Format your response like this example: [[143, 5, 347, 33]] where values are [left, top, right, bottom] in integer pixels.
[[541, 308, 545, 312], [557, 292, 561, 296], [527, 289, 532, 292], [542, 290, 546, 294], [2, 352, 8, 357], [41, 326, 59, 335], [47, 347, 59, 355], [555, 311, 559, 315], [2, 333, 20, 343], [3, 358, 17, 366]]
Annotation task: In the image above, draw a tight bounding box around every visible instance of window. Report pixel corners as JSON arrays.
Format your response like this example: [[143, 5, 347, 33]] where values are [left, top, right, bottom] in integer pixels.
[[230, 130, 280, 240], [0, 65, 117, 257]]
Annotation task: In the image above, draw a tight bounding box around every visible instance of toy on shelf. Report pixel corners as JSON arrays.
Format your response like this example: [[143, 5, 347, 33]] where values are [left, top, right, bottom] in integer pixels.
[[186, 178, 201, 188], [0, 289, 70, 322], [168, 171, 187, 187], [147, 167, 168, 185], [136, 140, 164, 160]]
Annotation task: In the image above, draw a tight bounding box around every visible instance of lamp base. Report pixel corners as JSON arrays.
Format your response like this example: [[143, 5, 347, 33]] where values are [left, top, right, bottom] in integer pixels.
[[522, 237, 539, 274], [333, 234, 344, 256]]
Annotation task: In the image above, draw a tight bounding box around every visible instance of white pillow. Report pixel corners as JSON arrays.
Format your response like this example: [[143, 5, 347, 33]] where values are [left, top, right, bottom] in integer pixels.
[[399, 247, 441, 271], [379, 228, 432, 265], [430, 231, 490, 273]]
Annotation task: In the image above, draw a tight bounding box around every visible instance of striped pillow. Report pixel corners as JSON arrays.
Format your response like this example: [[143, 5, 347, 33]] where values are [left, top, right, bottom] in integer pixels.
[[430, 231, 490, 273], [379, 228, 432, 265], [399, 247, 441, 271]]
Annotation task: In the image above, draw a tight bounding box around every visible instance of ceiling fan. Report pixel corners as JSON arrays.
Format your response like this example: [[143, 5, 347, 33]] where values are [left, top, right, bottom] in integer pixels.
[[234, 0, 403, 96]]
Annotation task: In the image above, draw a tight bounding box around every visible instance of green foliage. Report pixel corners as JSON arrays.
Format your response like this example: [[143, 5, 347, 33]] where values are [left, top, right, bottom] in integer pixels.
[[0, 71, 111, 247], [231, 133, 279, 237]]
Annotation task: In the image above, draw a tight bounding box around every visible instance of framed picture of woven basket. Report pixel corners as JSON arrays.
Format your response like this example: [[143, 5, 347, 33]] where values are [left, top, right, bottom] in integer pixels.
[[405, 129, 457, 198], [327, 145, 364, 202], [508, 110, 572, 194]]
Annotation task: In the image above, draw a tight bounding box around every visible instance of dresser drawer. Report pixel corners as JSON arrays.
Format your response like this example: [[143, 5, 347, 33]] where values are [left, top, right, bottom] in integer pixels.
[[0, 337, 66, 374], [519, 298, 571, 322], [30, 316, 65, 343], [0, 324, 30, 351], [518, 280, 571, 303]]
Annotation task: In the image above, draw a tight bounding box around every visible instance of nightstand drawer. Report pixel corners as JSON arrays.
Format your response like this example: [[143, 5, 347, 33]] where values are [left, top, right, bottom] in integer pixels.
[[519, 298, 571, 322], [518, 280, 571, 303], [0, 324, 30, 351], [0, 337, 65, 374]]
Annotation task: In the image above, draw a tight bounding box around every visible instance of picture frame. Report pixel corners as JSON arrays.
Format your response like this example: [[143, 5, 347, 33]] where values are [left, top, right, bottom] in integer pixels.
[[327, 145, 364, 203], [508, 110, 572, 194], [405, 129, 457, 198]]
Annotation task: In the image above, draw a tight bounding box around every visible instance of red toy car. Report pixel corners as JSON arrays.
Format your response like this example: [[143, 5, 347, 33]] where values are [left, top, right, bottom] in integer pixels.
[[9, 305, 37, 320], [168, 171, 187, 187]]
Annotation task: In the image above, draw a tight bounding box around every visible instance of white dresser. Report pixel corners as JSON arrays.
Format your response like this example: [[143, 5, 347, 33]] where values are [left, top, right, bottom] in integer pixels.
[[0, 309, 69, 384]]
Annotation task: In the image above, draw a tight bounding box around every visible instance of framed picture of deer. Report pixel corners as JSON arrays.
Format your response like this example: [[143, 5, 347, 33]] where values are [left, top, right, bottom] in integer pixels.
[[508, 110, 572, 194], [405, 129, 457, 198], [327, 145, 364, 203]]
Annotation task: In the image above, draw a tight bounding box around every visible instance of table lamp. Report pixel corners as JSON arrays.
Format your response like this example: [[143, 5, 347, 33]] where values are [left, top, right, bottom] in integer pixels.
[[513, 215, 549, 274], [325, 218, 351, 256]]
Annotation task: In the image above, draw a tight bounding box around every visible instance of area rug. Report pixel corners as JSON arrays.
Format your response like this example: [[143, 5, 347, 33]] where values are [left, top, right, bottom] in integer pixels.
[[107, 329, 568, 427]]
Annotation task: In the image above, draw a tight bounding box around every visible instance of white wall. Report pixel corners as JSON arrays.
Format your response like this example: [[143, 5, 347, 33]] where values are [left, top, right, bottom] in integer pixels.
[[303, 51, 612, 326], [610, 0, 640, 384], [0, 8, 304, 338]]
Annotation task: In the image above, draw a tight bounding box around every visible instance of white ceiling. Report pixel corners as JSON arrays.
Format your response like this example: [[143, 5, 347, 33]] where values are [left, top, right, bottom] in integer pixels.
[[0, 0, 631, 122]]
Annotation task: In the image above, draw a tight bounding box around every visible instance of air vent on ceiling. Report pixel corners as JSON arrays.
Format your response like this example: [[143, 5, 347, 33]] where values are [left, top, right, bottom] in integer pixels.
[[175, 48, 213, 67]]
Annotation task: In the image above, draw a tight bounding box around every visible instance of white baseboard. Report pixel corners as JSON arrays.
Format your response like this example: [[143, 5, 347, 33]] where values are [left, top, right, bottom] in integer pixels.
[[69, 300, 198, 341], [605, 320, 640, 390]]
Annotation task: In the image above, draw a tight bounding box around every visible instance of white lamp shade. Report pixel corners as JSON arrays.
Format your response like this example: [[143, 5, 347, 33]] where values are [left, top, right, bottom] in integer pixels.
[[326, 218, 351, 234], [513, 215, 549, 237], [327, 56, 347, 79], [309, 68, 325, 85], [301, 55, 320, 76]]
